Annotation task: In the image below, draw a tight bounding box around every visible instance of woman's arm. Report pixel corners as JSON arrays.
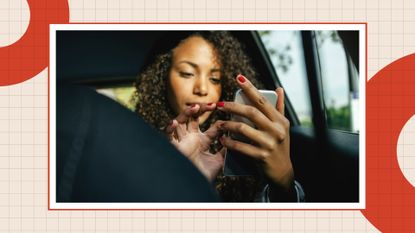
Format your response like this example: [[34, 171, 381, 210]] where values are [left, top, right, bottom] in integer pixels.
[[255, 180, 306, 202]]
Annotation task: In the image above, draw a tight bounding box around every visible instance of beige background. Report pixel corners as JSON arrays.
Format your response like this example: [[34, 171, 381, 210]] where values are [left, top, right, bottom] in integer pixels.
[[1, 0, 415, 232]]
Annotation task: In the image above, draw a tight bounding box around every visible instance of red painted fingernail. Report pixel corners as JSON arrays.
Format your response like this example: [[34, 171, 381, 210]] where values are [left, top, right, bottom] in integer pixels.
[[207, 103, 213, 106], [217, 102, 225, 107], [237, 74, 246, 83]]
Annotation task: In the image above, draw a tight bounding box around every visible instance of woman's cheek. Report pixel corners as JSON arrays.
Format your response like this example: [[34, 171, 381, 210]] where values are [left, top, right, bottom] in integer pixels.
[[167, 75, 184, 114], [214, 85, 222, 102]]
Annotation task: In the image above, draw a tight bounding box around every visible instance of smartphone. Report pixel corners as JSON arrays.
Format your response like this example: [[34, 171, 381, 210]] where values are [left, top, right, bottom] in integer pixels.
[[223, 89, 278, 176]]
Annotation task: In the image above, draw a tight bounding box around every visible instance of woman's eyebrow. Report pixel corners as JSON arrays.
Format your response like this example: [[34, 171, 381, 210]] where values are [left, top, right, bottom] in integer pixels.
[[178, 61, 220, 72], [178, 61, 197, 68]]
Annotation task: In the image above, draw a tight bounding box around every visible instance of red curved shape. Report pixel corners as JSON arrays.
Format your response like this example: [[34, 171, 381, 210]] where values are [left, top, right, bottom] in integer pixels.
[[0, 0, 69, 86], [362, 53, 415, 232]]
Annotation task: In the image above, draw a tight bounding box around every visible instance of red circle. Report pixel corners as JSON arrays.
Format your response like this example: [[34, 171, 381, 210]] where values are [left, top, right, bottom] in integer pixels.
[[0, 0, 69, 86], [362, 53, 415, 232]]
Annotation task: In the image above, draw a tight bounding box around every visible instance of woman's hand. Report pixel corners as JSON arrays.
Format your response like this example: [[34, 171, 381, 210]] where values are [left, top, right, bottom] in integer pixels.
[[217, 75, 294, 190], [166, 104, 226, 182]]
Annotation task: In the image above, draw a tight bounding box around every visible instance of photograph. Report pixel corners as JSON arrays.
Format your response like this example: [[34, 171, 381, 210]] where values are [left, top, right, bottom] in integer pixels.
[[50, 24, 365, 209]]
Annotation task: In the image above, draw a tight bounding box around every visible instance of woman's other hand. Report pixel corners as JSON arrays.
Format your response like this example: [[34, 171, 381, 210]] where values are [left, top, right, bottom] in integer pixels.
[[165, 103, 225, 182], [217, 74, 294, 190]]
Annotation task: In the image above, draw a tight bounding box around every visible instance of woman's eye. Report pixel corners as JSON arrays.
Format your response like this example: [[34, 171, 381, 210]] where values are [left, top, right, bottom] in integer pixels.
[[210, 77, 221, 84], [179, 72, 194, 78]]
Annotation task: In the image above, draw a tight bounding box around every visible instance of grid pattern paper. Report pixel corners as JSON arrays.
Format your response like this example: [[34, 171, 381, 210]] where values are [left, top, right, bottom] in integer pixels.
[[1, 0, 415, 232]]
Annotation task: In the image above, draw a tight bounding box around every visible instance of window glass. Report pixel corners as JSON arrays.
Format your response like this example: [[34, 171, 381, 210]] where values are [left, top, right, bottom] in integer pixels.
[[96, 86, 136, 111], [315, 31, 359, 133], [259, 31, 313, 127]]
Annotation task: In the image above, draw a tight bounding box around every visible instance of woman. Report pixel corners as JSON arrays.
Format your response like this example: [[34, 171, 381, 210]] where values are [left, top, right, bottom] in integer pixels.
[[133, 31, 303, 202]]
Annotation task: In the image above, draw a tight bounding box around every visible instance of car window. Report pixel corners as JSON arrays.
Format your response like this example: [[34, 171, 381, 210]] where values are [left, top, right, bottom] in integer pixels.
[[96, 86, 136, 111], [315, 31, 359, 133], [259, 31, 313, 127], [259, 30, 359, 133]]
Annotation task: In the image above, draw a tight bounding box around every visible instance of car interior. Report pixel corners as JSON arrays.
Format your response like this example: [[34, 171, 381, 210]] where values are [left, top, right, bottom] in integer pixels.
[[57, 30, 360, 202]]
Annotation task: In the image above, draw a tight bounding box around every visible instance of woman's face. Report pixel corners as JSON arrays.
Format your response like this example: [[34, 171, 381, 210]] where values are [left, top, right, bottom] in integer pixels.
[[167, 36, 222, 124]]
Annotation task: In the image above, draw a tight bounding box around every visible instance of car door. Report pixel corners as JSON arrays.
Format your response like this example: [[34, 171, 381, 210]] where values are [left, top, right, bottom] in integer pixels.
[[58, 29, 361, 202], [239, 30, 360, 202]]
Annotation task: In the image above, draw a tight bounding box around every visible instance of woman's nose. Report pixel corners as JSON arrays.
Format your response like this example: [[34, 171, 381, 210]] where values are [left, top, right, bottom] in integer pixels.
[[193, 77, 208, 96]]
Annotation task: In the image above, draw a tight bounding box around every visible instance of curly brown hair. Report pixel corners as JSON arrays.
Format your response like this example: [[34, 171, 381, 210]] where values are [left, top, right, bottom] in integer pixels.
[[133, 31, 265, 202]]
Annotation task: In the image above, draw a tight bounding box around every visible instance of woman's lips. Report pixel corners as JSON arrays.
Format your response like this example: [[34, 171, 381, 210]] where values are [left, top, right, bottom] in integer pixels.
[[186, 102, 207, 107]]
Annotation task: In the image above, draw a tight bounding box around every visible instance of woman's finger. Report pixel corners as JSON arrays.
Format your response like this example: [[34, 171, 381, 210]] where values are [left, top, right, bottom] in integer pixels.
[[187, 103, 216, 133], [220, 121, 276, 150], [187, 114, 199, 133], [235, 74, 279, 121], [175, 104, 200, 124], [165, 119, 179, 142], [198, 102, 216, 114], [218, 102, 290, 141], [275, 87, 285, 116], [175, 123, 187, 139], [176, 103, 216, 133], [165, 119, 178, 135], [220, 136, 266, 160], [217, 101, 270, 130], [204, 120, 224, 140], [182, 103, 216, 121]]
